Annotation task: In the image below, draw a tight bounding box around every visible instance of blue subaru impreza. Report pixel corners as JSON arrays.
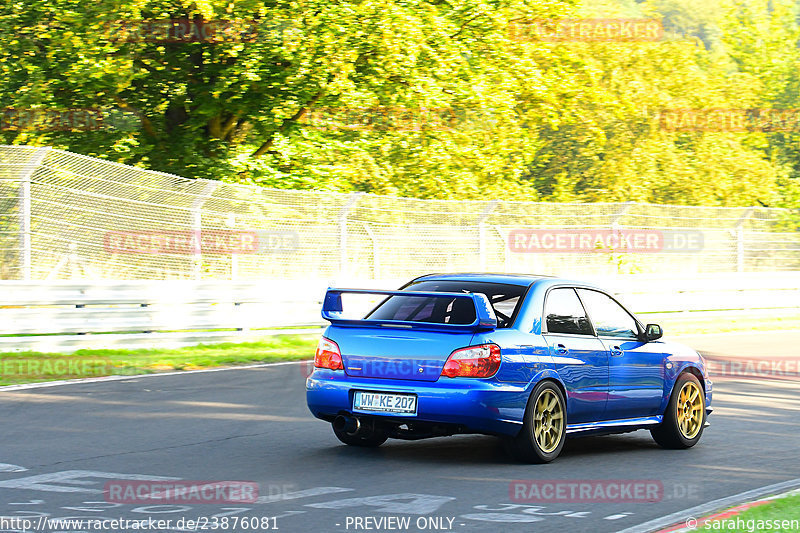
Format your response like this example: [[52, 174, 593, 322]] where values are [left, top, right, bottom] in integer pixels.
[[306, 273, 712, 463]]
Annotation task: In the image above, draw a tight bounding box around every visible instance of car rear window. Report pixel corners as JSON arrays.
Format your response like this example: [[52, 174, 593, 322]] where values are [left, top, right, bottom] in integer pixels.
[[366, 280, 527, 328]]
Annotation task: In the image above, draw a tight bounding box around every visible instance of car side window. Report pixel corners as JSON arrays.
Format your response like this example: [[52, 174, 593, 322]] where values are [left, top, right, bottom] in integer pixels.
[[577, 289, 639, 339], [544, 288, 593, 335]]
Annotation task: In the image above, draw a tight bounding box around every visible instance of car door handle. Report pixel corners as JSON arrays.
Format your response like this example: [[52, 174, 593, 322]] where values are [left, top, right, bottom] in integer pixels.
[[555, 344, 569, 355], [611, 346, 623, 356]]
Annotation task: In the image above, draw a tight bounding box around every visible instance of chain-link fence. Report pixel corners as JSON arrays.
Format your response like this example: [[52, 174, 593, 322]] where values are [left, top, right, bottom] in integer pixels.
[[1, 145, 798, 281]]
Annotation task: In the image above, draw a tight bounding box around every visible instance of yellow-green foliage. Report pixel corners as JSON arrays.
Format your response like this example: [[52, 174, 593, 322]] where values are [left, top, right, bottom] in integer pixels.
[[0, 0, 798, 208]]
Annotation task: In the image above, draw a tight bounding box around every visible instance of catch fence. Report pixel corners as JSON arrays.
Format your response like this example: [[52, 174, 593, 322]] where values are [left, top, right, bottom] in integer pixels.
[[0, 145, 798, 281]]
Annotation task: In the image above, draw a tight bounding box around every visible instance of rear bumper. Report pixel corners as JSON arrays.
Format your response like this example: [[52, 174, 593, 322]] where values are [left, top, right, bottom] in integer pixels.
[[306, 370, 528, 436], [705, 378, 713, 406]]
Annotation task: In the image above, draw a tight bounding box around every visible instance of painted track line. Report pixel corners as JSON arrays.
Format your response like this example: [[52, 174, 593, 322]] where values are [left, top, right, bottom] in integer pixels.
[[0, 359, 313, 392], [616, 477, 800, 533]]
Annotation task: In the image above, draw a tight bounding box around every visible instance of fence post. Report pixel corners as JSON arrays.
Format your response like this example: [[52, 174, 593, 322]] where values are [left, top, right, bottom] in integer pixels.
[[339, 192, 363, 277], [610, 201, 635, 232], [494, 226, 510, 272], [362, 222, 379, 279], [191, 181, 220, 280], [735, 208, 753, 273], [478, 200, 498, 270], [19, 148, 50, 281], [225, 213, 240, 280], [604, 202, 634, 274]]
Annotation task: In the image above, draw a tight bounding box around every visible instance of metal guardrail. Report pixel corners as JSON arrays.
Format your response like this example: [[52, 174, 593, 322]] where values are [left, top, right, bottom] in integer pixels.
[[1, 273, 797, 353], [596, 272, 800, 314]]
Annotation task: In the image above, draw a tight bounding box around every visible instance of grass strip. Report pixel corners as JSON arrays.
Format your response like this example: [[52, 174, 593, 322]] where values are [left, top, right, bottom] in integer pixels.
[[0, 334, 318, 386]]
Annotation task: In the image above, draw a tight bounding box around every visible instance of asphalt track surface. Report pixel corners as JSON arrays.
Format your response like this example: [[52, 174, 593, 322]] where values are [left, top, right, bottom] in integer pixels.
[[1, 331, 799, 533]]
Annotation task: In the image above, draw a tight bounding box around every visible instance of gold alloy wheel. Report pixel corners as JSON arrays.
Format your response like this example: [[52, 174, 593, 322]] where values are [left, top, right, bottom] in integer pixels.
[[676, 381, 704, 439], [533, 389, 564, 453]]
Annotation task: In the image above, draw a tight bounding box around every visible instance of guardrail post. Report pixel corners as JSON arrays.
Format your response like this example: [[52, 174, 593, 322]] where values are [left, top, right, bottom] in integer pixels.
[[339, 192, 363, 277], [19, 148, 49, 280], [234, 301, 250, 332]]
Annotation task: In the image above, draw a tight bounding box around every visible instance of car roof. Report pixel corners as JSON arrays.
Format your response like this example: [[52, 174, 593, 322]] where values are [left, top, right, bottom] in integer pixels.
[[409, 273, 608, 292], [409, 273, 556, 287]]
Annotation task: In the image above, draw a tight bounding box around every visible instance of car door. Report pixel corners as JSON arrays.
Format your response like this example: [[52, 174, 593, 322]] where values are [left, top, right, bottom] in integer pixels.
[[542, 287, 609, 424], [576, 288, 666, 420]]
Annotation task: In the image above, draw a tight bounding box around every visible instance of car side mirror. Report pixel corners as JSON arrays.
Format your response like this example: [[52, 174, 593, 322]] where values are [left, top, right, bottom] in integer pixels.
[[644, 323, 663, 341]]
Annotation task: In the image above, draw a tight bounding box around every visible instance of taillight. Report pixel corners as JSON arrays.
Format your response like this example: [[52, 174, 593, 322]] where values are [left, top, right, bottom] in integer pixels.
[[314, 337, 343, 370], [441, 344, 501, 378]]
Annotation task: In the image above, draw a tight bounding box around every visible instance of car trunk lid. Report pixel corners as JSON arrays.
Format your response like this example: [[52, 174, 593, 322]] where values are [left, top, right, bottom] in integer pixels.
[[320, 288, 497, 381], [328, 326, 476, 381]]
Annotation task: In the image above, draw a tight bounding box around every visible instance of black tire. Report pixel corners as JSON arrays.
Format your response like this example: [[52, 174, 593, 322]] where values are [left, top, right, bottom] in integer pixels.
[[504, 380, 567, 463], [651, 372, 706, 449], [332, 421, 388, 447]]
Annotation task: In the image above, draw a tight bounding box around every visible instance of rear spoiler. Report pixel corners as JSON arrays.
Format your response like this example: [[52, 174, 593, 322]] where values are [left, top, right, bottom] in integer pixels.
[[321, 288, 497, 331]]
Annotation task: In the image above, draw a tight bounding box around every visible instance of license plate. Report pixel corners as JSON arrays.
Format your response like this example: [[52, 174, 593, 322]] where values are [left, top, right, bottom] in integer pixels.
[[353, 391, 417, 414]]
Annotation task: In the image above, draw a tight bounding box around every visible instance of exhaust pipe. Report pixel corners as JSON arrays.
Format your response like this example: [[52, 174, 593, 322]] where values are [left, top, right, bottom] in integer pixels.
[[333, 415, 361, 435]]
